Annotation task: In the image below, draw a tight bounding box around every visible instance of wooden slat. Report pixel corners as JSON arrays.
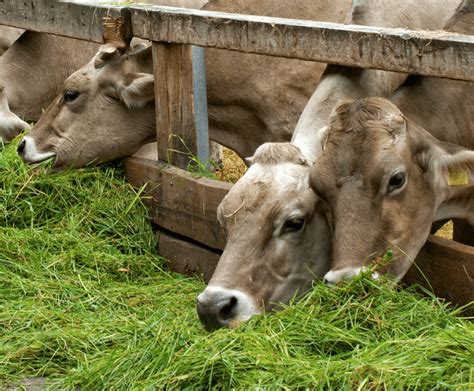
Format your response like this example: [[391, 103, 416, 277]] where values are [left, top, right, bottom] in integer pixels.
[[404, 235, 474, 315], [1, 2, 473, 80], [157, 230, 220, 283], [0, 0, 129, 43], [125, 157, 231, 250], [130, 5, 474, 81], [153, 42, 205, 168]]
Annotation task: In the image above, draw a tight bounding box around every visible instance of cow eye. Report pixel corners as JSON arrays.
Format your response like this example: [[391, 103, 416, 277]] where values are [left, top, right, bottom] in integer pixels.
[[282, 217, 305, 234], [387, 171, 407, 194], [64, 90, 80, 102]]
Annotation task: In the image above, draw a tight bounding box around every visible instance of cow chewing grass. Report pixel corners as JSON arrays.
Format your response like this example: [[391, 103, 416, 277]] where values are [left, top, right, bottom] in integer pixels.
[[0, 139, 473, 389]]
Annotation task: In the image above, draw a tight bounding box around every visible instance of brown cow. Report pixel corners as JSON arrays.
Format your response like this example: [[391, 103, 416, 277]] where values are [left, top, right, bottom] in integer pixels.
[[310, 0, 473, 284], [0, 31, 99, 142], [310, 97, 473, 283], [196, 0, 461, 329], [0, 1, 206, 143], [18, 0, 349, 166]]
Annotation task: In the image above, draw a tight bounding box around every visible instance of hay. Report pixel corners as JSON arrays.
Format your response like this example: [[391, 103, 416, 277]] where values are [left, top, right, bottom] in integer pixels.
[[215, 147, 247, 183], [435, 220, 454, 240], [0, 140, 472, 389]]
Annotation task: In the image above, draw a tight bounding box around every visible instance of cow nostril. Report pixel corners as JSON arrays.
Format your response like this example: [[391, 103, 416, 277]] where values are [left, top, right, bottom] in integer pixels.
[[197, 293, 240, 331], [17, 139, 26, 154], [219, 296, 238, 320], [323, 277, 335, 286]]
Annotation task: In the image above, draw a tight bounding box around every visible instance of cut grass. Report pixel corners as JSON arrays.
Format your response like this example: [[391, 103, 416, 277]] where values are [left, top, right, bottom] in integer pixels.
[[0, 140, 473, 389]]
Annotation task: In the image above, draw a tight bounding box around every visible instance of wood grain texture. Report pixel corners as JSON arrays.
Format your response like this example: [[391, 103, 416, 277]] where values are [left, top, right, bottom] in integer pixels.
[[152, 42, 198, 168], [1, 2, 472, 80], [157, 230, 220, 283], [0, 0, 129, 43], [125, 157, 231, 250], [404, 235, 474, 315], [130, 5, 474, 81]]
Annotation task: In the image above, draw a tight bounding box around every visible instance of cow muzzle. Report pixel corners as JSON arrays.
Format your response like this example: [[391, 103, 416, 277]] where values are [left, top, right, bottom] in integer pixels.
[[17, 136, 56, 164], [196, 286, 260, 331]]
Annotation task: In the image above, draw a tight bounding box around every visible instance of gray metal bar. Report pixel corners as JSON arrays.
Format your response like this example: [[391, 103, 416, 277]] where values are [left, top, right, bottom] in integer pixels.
[[191, 45, 210, 164]]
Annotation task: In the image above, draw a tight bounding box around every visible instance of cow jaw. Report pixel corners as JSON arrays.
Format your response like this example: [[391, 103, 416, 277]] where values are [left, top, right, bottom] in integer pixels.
[[197, 143, 332, 330]]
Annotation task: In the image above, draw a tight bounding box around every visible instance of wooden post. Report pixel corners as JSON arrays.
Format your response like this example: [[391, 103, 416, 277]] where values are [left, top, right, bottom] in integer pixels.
[[152, 42, 209, 169]]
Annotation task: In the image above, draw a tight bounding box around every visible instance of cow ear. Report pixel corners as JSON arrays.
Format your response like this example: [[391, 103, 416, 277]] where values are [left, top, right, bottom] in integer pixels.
[[94, 44, 122, 68], [118, 73, 155, 109], [416, 138, 474, 192]]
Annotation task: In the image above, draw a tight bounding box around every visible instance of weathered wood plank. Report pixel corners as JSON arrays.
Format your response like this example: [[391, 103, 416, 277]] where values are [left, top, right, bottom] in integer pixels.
[[130, 5, 474, 81], [125, 157, 231, 250], [0, 0, 129, 43], [404, 235, 474, 315], [1, 2, 473, 80], [153, 42, 207, 168], [157, 230, 220, 283]]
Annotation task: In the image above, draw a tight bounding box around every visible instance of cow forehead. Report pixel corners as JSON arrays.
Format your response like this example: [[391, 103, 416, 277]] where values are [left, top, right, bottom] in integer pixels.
[[323, 126, 408, 178], [64, 61, 98, 89], [220, 162, 311, 218]]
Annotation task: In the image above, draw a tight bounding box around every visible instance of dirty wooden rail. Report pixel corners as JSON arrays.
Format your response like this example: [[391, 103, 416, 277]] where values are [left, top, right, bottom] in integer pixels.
[[0, 1, 473, 80], [0, 0, 130, 43]]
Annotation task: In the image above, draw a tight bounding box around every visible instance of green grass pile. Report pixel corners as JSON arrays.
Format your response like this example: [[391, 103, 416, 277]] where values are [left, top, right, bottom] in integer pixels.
[[0, 140, 473, 389]]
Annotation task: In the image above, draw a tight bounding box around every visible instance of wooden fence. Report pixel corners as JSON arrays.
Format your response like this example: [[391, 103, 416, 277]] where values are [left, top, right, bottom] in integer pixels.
[[0, 0, 472, 311]]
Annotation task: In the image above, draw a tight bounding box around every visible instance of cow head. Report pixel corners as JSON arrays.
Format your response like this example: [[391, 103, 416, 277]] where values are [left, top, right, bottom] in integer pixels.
[[309, 97, 474, 284], [197, 142, 332, 330], [17, 43, 155, 168]]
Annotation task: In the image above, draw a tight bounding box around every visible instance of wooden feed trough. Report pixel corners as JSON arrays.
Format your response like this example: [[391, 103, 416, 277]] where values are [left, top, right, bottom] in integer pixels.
[[0, 0, 472, 313]]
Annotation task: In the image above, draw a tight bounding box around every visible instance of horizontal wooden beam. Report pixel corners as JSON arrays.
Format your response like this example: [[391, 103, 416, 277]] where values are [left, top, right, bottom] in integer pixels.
[[129, 5, 474, 81], [0, 2, 472, 80], [157, 230, 220, 283], [0, 0, 128, 43], [125, 157, 231, 250]]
